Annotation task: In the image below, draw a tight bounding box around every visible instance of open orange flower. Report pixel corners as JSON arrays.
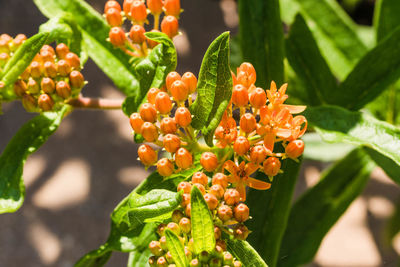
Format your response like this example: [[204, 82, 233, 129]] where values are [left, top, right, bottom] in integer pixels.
[[223, 160, 271, 201], [215, 115, 238, 148]]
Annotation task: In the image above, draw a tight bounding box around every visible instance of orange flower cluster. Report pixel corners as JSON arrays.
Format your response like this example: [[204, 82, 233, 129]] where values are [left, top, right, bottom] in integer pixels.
[[104, 0, 181, 57]]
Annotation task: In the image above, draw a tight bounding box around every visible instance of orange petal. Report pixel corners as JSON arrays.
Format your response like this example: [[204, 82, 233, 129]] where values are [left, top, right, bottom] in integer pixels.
[[223, 160, 238, 175], [293, 115, 307, 138], [236, 183, 247, 202], [246, 177, 271, 190], [245, 163, 259, 176], [278, 83, 288, 95], [263, 131, 275, 153], [228, 174, 239, 184], [282, 104, 306, 114], [276, 127, 292, 139], [275, 108, 291, 123], [270, 81, 277, 93]]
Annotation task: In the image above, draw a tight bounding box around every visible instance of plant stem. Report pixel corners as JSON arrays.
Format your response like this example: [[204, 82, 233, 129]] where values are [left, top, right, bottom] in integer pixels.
[[67, 96, 123, 110], [387, 85, 396, 124]]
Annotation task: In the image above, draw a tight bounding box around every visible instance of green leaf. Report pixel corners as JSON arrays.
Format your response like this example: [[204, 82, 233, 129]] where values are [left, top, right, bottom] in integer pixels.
[[190, 32, 233, 147], [226, 239, 268, 267], [363, 146, 400, 185], [0, 106, 68, 214], [374, 0, 400, 42], [190, 186, 216, 254], [127, 249, 152, 267], [238, 0, 285, 86], [74, 247, 112, 267], [122, 32, 177, 116], [305, 105, 400, 168], [0, 32, 49, 99], [278, 149, 375, 266], [34, 0, 140, 96], [337, 27, 400, 110], [285, 14, 338, 106], [165, 229, 188, 267], [246, 158, 301, 267]]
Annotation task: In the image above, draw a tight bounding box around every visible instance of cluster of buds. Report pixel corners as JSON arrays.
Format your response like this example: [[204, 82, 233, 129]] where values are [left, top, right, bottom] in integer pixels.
[[104, 0, 182, 57], [0, 33, 27, 72], [12, 43, 85, 112]]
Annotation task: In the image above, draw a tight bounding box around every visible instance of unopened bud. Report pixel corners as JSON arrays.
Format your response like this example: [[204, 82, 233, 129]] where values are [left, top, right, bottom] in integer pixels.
[[234, 203, 249, 222], [149, 241, 163, 256], [200, 152, 218, 172], [174, 107, 191, 127], [65, 52, 80, 70], [170, 80, 188, 102], [30, 61, 42, 79], [14, 80, 27, 97], [210, 257, 222, 267], [109, 27, 127, 47], [232, 84, 248, 107], [56, 81, 71, 98], [212, 173, 228, 188], [179, 217, 191, 233], [233, 224, 249, 240], [148, 0, 163, 15], [199, 251, 210, 263], [249, 87, 266, 108], [141, 122, 159, 142], [140, 102, 157, 122], [70, 71, 85, 88], [147, 87, 160, 105], [161, 15, 179, 39], [224, 189, 240, 206], [217, 204, 233, 221], [41, 77, 55, 94], [181, 72, 197, 94], [171, 209, 184, 223], [130, 0, 147, 23], [105, 0, 122, 13], [106, 8, 123, 27], [192, 183, 205, 195], [237, 62, 256, 88], [214, 226, 221, 240], [191, 172, 208, 186], [166, 71, 181, 92], [181, 193, 190, 207], [27, 78, 39, 94], [285, 140, 304, 159], [240, 113, 256, 133], [233, 136, 250, 156], [177, 181, 191, 194], [123, 0, 134, 17], [190, 259, 200, 267], [138, 144, 157, 166], [164, 0, 181, 17], [250, 145, 267, 164], [263, 156, 281, 177], [57, 60, 71, 76], [40, 50, 54, 63], [203, 193, 218, 210], [149, 256, 157, 267], [0, 52, 9, 67], [160, 117, 177, 134], [210, 184, 224, 199], [155, 91, 172, 114], [157, 158, 174, 177], [175, 147, 192, 169], [163, 134, 181, 153], [166, 222, 181, 236], [156, 256, 168, 267], [185, 203, 191, 217], [44, 61, 57, 78], [55, 43, 70, 59], [22, 94, 37, 112]]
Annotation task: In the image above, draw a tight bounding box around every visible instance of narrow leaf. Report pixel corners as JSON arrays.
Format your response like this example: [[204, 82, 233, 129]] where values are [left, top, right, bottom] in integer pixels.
[[374, 0, 400, 42], [127, 249, 152, 267], [238, 0, 285, 86], [246, 158, 302, 267], [165, 229, 188, 267], [0, 106, 68, 214], [278, 149, 375, 266], [364, 146, 400, 185], [285, 14, 338, 106], [190, 186, 216, 254], [226, 239, 268, 267]]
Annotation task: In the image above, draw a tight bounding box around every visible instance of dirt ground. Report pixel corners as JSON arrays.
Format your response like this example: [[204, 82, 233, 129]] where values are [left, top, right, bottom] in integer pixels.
[[0, 0, 399, 266]]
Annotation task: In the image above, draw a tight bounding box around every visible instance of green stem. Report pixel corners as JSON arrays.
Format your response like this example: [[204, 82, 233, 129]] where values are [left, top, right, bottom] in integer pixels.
[[387, 85, 396, 124]]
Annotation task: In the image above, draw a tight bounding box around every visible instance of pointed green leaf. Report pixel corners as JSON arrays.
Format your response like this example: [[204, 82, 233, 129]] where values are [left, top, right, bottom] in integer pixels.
[[278, 149, 375, 266], [364, 146, 400, 185], [374, 0, 400, 42], [238, 0, 284, 86], [226, 239, 268, 267], [165, 229, 188, 267], [127, 249, 152, 267], [246, 158, 302, 267], [0, 32, 49, 100], [285, 14, 338, 106], [191, 32, 232, 146], [0, 106, 68, 214], [190, 186, 216, 254]]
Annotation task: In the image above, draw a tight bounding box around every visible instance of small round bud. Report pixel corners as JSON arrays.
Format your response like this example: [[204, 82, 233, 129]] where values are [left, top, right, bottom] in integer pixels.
[[237, 62, 256, 88], [41, 77, 55, 94], [166, 71, 181, 92], [105, 0, 122, 13], [65, 52, 80, 70], [210, 184, 224, 199], [20, 68, 30, 81], [30, 61, 42, 79], [234, 203, 250, 222], [123, 0, 134, 17], [155, 92, 172, 114], [22, 94, 37, 112], [224, 189, 240, 206], [249, 87, 267, 108], [41, 44, 55, 56], [285, 140, 305, 159], [184, 247, 192, 261], [181, 193, 191, 207], [70, 71, 85, 88], [181, 72, 197, 94], [164, 0, 181, 17], [56, 60, 71, 76], [217, 204, 233, 221], [109, 27, 127, 47], [13, 80, 27, 97], [157, 158, 174, 177], [56, 81, 71, 98], [163, 134, 181, 153], [199, 251, 210, 263], [203, 193, 218, 210], [149, 256, 157, 267], [193, 183, 206, 195], [40, 50, 54, 63], [129, 112, 144, 133], [129, 24, 146, 44], [172, 209, 184, 223], [27, 78, 39, 94], [223, 252, 234, 265], [130, 0, 147, 23], [159, 235, 168, 250], [147, 29, 160, 48], [43, 61, 57, 78], [192, 172, 208, 186], [216, 239, 227, 251], [263, 157, 281, 177], [190, 259, 200, 267], [148, 0, 163, 15], [147, 87, 161, 105], [232, 84, 249, 107], [140, 103, 157, 122], [250, 145, 267, 164], [106, 7, 123, 27], [240, 113, 256, 133], [0, 39, 9, 54], [55, 43, 70, 59], [156, 256, 168, 267], [234, 261, 243, 267], [157, 223, 166, 236], [170, 80, 189, 102], [233, 224, 249, 240], [13, 34, 26, 47], [233, 136, 250, 156], [212, 173, 228, 188], [149, 241, 163, 256], [0, 52, 9, 67], [174, 107, 191, 127], [160, 117, 177, 134], [166, 222, 181, 236], [141, 122, 159, 142], [177, 181, 192, 194], [185, 203, 191, 217], [165, 251, 174, 264], [214, 226, 222, 240], [179, 217, 191, 233], [138, 144, 157, 166], [200, 152, 218, 172], [161, 15, 179, 39]]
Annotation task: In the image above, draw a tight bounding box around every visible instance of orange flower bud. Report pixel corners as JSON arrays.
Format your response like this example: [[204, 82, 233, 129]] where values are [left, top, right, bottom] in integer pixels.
[[27, 78, 39, 94], [285, 139, 304, 159], [233, 224, 249, 240], [214, 226, 222, 240], [56, 81, 71, 98], [129, 112, 144, 133], [30, 61, 42, 79], [163, 134, 181, 153], [191, 172, 208, 186], [149, 241, 163, 256], [106, 7, 123, 27], [65, 52, 81, 70], [20, 68, 30, 81], [147, 87, 160, 105], [224, 188, 240, 206], [147, 29, 160, 48], [129, 24, 146, 44], [237, 62, 256, 88], [56, 60, 71, 76], [157, 256, 168, 266], [161, 15, 179, 39], [130, 0, 147, 23], [166, 71, 181, 92], [164, 0, 181, 17], [40, 50, 55, 63], [104, 0, 122, 13], [170, 80, 189, 102], [185, 203, 191, 217], [233, 136, 250, 156], [192, 183, 206, 195], [223, 251, 234, 265], [249, 87, 266, 108], [175, 107, 191, 127], [41, 44, 55, 56], [155, 91, 172, 114], [179, 217, 191, 233], [203, 193, 218, 210], [13, 34, 26, 47], [239, 113, 256, 133], [157, 158, 174, 177], [181, 193, 191, 207], [43, 61, 57, 78], [190, 259, 199, 267], [250, 145, 267, 164], [217, 204, 233, 221], [177, 181, 192, 194], [181, 72, 197, 94], [141, 122, 159, 142], [175, 148, 192, 169], [38, 94, 54, 111], [200, 152, 218, 172], [123, 0, 134, 17], [70, 71, 85, 88], [167, 222, 181, 235], [232, 84, 249, 107], [13, 80, 27, 97], [172, 209, 184, 223], [148, 0, 163, 14], [139, 102, 157, 122], [41, 77, 55, 94], [210, 184, 224, 199], [212, 173, 228, 188], [22, 94, 37, 112], [138, 144, 157, 166], [0, 39, 9, 54], [263, 156, 281, 177], [160, 117, 177, 134], [109, 27, 127, 47], [148, 256, 157, 266], [55, 43, 69, 59], [0, 52, 9, 67], [234, 203, 249, 222]]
